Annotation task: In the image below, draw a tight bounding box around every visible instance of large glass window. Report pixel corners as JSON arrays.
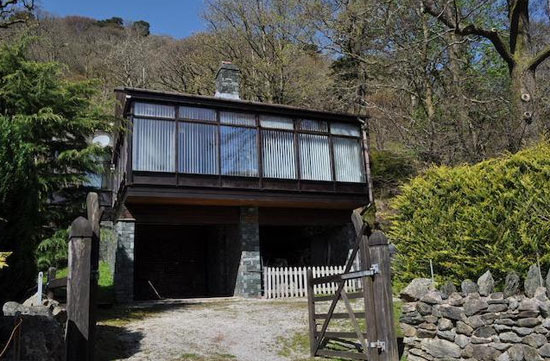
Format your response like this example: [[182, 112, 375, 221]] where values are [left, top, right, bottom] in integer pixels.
[[331, 122, 361, 137], [220, 111, 256, 126], [220, 126, 258, 176], [333, 137, 364, 182], [262, 130, 296, 179], [135, 102, 175, 118], [260, 115, 294, 130], [179, 106, 216, 121], [132, 118, 175, 172], [299, 119, 328, 132], [179, 122, 218, 175], [298, 134, 332, 181]]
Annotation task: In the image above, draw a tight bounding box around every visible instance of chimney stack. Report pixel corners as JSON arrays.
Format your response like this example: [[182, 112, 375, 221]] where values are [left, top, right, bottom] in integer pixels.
[[215, 61, 240, 100]]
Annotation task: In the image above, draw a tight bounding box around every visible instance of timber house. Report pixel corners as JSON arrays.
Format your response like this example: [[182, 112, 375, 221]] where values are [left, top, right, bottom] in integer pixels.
[[111, 63, 371, 302]]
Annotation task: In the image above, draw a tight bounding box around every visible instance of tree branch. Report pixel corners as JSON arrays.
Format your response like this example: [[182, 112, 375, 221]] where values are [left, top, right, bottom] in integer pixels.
[[422, 0, 515, 70], [528, 45, 550, 70]]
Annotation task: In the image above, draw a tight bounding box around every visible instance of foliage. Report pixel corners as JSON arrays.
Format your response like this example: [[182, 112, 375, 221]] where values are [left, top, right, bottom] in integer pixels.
[[370, 150, 417, 197], [0, 252, 11, 269], [389, 142, 550, 287], [36, 229, 68, 270], [0, 39, 110, 303]]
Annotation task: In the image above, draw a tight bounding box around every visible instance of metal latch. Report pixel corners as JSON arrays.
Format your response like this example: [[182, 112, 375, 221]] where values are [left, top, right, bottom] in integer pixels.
[[341, 264, 380, 280], [369, 341, 386, 352]]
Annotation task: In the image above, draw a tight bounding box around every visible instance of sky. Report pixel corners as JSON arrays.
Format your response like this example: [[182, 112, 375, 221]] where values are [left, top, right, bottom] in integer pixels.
[[38, 0, 206, 39]]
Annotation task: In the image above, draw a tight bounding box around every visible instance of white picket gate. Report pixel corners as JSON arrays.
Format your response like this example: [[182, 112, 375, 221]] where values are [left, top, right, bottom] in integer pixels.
[[263, 266, 361, 299]]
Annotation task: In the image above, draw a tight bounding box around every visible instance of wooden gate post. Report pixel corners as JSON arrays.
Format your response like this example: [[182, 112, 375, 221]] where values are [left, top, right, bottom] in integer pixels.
[[369, 231, 399, 361], [65, 216, 94, 361]]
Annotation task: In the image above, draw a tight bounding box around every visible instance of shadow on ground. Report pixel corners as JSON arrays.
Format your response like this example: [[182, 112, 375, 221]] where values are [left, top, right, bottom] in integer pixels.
[[95, 301, 202, 361]]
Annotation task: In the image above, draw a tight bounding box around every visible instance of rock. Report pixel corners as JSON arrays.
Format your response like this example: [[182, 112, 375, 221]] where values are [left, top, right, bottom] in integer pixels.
[[456, 321, 474, 336], [525, 265, 542, 298], [517, 318, 541, 328], [401, 278, 435, 301], [538, 344, 550, 358], [416, 328, 436, 338], [488, 304, 508, 313], [542, 319, 550, 329], [2, 301, 23, 316], [468, 315, 486, 328], [22, 294, 42, 307], [400, 323, 416, 337], [519, 299, 540, 312], [474, 326, 497, 338], [504, 272, 521, 298], [423, 315, 437, 323], [492, 343, 512, 351], [500, 332, 523, 343], [546, 269, 550, 297], [464, 295, 489, 316], [436, 330, 456, 341], [462, 344, 474, 358], [455, 334, 469, 348], [447, 292, 464, 306], [52, 306, 67, 324], [508, 345, 524, 361], [522, 334, 546, 348], [420, 291, 442, 305], [495, 318, 516, 326], [437, 318, 453, 331], [0, 315, 64, 361], [421, 338, 461, 358], [497, 352, 511, 361], [478, 271, 495, 296], [415, 302, 432, 316], [471, 335, 492, 344], [461, 279, 479, 295], [512, 327, 534, 336], [494, 324, 512, 332], [533, 287, 550, 317], [402, 302, 417, 313], [400, 311, 424, 325], [2, 302, 50, 317], [522, 345, 543, 361], [439, 281, 456, 299], [438, 305, 464, 321], [509, 297, 520, 311], [472, 344, 502, 361]]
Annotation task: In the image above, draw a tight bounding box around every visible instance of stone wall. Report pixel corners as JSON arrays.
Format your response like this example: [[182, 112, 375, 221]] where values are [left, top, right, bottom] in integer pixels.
[[114, 219, 135, 303], [400, 269, 550, 361], [234, 207, 262, 297]]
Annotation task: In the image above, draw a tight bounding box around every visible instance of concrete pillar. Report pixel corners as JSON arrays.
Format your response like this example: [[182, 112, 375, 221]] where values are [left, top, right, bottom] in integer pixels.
[[234, 207, 262, 297], [114, 219, 135, 303]]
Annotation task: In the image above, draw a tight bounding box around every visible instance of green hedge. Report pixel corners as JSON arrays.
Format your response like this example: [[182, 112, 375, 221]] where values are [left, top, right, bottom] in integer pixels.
[[389, 142, 550, 288]]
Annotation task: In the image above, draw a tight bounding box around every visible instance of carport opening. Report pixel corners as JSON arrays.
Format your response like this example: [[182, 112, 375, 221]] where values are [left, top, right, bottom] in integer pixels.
[[259, 225, 352, 268], [134, 224, 240, 300]]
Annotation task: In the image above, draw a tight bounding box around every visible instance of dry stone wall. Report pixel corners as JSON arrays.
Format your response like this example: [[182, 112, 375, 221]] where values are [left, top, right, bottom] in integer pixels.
[[400, 269, 550, 361]]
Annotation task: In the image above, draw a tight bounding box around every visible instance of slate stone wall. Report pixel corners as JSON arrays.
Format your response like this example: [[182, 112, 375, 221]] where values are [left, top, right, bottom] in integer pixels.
[[114, 220, 135, 303], [400, 269, 550, 361], [234, 207, 262, 297]]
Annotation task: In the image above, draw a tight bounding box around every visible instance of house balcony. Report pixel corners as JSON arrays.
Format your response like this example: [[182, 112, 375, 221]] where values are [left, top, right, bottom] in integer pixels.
[[112, 88, 371, 210]]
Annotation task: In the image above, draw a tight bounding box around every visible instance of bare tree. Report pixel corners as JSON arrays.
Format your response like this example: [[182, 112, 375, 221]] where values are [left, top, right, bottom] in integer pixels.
[[0, 0, 34, 29], [422, 0, 550, 151]]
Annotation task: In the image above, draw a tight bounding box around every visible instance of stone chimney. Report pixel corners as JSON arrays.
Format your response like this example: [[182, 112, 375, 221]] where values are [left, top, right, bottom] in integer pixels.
[[215, 61, 240, 100]]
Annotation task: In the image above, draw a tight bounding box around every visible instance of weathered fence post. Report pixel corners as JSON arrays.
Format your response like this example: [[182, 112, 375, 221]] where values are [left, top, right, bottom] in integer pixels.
[[369, 231, 399, 361], [65, 193, 101, 361], [306, 269, 316, 357]]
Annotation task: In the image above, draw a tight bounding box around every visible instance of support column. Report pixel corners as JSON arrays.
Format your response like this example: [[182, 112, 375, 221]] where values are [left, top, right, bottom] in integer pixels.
[[114, 218, 135, 303], [234, 206, 262, 297]]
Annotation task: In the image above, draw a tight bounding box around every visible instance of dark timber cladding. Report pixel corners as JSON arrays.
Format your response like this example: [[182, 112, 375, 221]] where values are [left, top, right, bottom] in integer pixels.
[[112, 87, 370, 209]]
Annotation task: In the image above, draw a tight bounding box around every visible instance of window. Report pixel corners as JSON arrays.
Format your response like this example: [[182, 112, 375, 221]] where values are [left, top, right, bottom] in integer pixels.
[[132, 118, 175, 172], [299, 119, 328, 132], [134, 102, 175, 118], [333, 137, 364, 182], [179, 122, 218, 175], [260, 115, 294, 130], [330, 122, 361, 137], [179, 106, 216, 122], [298, 134, 332, 181], [262, 130, 296, 179], [220, 126, 258, 176], [220, 111, 256, 126]]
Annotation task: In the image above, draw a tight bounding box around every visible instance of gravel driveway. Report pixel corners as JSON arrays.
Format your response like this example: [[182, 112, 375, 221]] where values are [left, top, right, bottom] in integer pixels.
[[95, 297, 314, 361]]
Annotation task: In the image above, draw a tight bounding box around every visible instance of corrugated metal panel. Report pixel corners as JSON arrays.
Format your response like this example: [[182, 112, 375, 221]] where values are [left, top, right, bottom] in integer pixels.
[[134, 102, 175, 118], [220, 126, 258, 176], [260, 115, 294, 130], [333, 137, 364, 182], [262, 130, 296, 179], [179, 122, 218, 175], [298, 134, 332, 181], [132, 118, 175, 172], [299, 119, 328, 132], [220, 111, 256, 126], [330, 122, 361, 136], [179, 106, 217, 121]]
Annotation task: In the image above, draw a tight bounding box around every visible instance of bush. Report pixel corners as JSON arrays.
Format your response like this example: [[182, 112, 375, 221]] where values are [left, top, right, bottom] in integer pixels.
[[36, 229, 69, 270], [389, 142, 550, 288], [370, 149, 416, 197]]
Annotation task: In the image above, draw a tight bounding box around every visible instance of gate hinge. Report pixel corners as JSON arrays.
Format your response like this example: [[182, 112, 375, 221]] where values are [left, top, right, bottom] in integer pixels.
[[369, 340, 386, 352], [341, 264, 380, 280]]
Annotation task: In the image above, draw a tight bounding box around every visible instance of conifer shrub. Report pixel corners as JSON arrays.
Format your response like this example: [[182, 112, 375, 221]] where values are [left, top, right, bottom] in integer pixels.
[[389, 142, 550, 288]]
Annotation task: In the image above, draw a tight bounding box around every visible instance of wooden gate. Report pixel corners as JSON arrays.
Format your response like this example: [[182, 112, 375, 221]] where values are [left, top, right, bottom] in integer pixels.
[[306, 210, 398, 361]]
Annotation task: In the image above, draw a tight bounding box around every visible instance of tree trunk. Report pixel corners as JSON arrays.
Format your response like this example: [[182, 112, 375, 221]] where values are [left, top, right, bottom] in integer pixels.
[[508, 65, 536, 151]]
